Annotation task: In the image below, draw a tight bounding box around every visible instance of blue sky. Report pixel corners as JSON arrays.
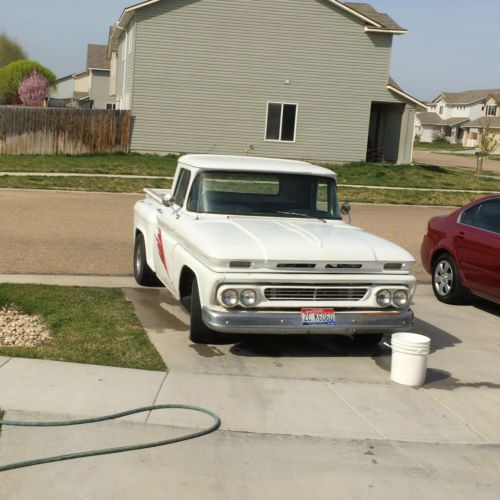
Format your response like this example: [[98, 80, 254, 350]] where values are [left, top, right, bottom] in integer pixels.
[[2, 0, 499, 100]]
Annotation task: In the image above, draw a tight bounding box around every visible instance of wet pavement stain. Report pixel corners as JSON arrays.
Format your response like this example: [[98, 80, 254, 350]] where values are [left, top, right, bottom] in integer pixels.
[[124, 288, 189, 332], [231, 340, 283, 358], [189, 344, 225, 358]]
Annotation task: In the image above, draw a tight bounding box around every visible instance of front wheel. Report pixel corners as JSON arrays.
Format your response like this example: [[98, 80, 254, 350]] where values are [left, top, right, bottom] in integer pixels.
[[189, 278, 217, 344], [134, 233, 161, 287], [432, 253, 468, 304]]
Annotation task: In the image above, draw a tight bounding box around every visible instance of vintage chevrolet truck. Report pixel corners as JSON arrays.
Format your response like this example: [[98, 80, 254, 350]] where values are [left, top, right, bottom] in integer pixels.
[[134, 154, 416, 344]]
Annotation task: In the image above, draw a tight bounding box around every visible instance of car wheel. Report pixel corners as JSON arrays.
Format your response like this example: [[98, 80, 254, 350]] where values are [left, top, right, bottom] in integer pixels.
[[189, 278, 217, 344], [354, 333, 384, 346], [432, 253, 468, 304], [134, 233, 161, 287]]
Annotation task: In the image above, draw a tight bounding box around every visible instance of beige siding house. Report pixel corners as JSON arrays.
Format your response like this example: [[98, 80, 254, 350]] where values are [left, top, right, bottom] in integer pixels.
[[49, 45, 116, 110], [108, 0, 424, 163]]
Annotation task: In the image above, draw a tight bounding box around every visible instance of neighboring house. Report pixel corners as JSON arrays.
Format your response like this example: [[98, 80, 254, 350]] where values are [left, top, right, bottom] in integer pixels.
[[415, 88, 500, 144], [107, 0, 425, 163], [49, 44, 116, 110], [462, 94, 500, 148]]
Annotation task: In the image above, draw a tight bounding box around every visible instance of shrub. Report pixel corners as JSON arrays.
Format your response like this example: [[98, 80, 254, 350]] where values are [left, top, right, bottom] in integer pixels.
[[18, 71, 49, 106], [0, 60, 56, 105], [0, 33, 27, 69]]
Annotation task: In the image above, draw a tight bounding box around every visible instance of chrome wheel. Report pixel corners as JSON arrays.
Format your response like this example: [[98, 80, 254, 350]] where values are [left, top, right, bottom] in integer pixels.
[[434, 259, 454, 297]]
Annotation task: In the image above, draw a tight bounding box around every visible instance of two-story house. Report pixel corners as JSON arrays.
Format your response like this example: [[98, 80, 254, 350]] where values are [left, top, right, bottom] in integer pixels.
[[461, 94, 500, 149], [107, 0, 424, 163], [415, 88, 500, 145], [49, 45, 116, 110]]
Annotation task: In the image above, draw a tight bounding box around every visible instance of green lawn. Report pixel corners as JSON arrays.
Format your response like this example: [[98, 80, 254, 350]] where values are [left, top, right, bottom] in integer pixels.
[[413, 141, 473, 151], [1, 154, 499, 206], [333, 162, 500, 191], [0, 153, 178, 176], [0, 175, 171, 193], [0, 284, 166, 371]]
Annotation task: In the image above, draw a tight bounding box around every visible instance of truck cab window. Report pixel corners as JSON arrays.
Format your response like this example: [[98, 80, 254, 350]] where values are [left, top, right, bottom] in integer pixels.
[[173, 168, 191, 206]]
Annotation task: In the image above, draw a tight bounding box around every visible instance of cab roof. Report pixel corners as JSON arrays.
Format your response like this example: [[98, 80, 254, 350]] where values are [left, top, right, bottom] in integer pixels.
[[179, 155, 337, 178]]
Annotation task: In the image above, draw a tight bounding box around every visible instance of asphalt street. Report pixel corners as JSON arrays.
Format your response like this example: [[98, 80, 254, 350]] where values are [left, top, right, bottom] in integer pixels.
[[0, 189, 451, 281]]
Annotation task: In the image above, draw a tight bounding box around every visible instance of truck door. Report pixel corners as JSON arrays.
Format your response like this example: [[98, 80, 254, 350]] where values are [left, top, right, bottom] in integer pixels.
[[154, 168, 191, 290]]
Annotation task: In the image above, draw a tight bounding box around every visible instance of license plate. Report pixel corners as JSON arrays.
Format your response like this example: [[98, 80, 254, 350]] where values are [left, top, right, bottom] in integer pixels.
[[301, 308, 336, 326]]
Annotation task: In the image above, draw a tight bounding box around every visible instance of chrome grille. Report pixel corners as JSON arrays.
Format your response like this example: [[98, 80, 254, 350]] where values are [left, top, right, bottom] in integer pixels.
[[264, 286, 369, 302]]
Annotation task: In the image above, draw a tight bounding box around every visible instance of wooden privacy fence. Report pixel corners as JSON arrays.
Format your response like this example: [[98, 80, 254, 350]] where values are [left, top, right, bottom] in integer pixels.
[[0, 106, 132, 155]]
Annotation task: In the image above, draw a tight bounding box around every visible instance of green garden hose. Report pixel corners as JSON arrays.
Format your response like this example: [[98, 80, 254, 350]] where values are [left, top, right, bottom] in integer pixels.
[[0, 404, 221, 472]]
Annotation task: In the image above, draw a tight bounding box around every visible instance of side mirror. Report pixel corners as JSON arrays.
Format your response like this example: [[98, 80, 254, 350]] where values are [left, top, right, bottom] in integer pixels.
[[341, 202, 352, 224], [162, 194, 174, 207]]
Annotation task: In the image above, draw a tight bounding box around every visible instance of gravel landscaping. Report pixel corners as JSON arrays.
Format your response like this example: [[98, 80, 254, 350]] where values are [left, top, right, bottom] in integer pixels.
[[0, 305, 52, 348]]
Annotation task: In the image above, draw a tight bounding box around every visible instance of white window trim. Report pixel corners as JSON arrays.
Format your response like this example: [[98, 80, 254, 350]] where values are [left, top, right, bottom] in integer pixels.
[[264, 102, 299, 143]]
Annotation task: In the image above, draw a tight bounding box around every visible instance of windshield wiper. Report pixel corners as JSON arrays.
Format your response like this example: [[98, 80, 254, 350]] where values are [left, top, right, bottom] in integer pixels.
[[275, 211, 327, 223]]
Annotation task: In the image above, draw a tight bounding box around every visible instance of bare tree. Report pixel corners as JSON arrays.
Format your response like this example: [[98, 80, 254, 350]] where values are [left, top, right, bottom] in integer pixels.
[[476, 120, 498, 177]]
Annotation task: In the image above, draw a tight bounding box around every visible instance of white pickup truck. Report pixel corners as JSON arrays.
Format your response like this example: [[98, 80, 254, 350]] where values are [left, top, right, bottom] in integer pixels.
[[134, 154, 416, 344]]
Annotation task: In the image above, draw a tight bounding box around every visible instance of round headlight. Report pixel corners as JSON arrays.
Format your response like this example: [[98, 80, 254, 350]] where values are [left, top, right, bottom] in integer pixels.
[[240, 289, 257, 307], [221, 289, 238, 307], [376, 289, 392, 307], [393, 289, 409, 307]]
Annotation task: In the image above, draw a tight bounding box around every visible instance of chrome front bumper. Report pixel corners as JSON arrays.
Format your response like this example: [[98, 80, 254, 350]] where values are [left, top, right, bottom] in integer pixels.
[[202, 307, 414, 335]]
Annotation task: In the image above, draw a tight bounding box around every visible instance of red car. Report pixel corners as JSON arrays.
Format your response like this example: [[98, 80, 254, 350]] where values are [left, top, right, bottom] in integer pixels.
[[421, 195, 500, 305]]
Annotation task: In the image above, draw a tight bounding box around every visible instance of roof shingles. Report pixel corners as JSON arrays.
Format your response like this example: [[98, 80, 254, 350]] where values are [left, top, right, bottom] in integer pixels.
[[86, 44, 110, 70], [344, 2, 405, 31]]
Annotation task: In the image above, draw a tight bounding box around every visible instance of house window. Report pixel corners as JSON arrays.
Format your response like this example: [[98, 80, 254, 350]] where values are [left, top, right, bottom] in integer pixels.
[[106, 103, 116, 110], [265, 102, 298, 142], [486, 105, 497, 116], [439, 106, 444, 114]]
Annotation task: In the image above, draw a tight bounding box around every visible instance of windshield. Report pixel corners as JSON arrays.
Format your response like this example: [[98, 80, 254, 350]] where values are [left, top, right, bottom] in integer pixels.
[[187, 171, 341, 220]]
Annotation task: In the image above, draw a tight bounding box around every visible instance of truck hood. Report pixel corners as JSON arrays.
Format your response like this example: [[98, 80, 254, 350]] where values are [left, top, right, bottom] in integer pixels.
[[177, 216, 414, 270]]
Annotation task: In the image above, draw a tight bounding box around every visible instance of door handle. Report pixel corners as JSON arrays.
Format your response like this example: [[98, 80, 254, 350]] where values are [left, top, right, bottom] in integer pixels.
[[456, 231, 465, 239]]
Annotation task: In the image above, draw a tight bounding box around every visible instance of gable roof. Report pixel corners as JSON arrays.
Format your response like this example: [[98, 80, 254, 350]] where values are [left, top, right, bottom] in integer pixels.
[[86, 44, 110, 70], [388, 77, 426, 109], [344, 3, 405, 31], [433, 89, 500, 105], [111, 0, 406, 35], [462, 116, 500, 129], [416, 112, 469, 126], [416, 112, 443, 126]]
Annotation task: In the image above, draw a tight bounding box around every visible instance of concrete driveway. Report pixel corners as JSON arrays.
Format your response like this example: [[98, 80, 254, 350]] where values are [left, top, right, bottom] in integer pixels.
[[0, 189, 451, 282], [1, 283, 499, 499], [125, 285, 500, 499]]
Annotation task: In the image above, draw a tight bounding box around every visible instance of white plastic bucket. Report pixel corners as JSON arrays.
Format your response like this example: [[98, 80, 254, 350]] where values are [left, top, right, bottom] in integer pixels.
[[386, 332, 431, 387]]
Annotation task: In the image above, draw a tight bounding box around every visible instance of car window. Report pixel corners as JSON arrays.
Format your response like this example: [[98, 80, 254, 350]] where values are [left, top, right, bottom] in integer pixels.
[[173, 168, 191, 206], [461, 199, 500, 234]]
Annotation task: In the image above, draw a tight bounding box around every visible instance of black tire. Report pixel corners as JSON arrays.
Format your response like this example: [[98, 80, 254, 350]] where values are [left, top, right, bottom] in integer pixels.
[[432, 253, 468, 304], [353, 333, 384, 346], [134, 233, 161, 287], [190, 278, 217, 344]]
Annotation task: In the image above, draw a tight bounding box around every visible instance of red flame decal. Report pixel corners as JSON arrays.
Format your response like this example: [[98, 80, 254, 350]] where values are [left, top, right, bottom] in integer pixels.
[[155, 228, 168, 273]]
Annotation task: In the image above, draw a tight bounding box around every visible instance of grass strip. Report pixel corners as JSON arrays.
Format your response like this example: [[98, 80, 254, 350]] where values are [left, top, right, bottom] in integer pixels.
[[0, 175, 171, 193], [0, 153, 179, 177], [0, 284, 166, 371], [338, 186, 480, 206], [332, 163, 500, 191]]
